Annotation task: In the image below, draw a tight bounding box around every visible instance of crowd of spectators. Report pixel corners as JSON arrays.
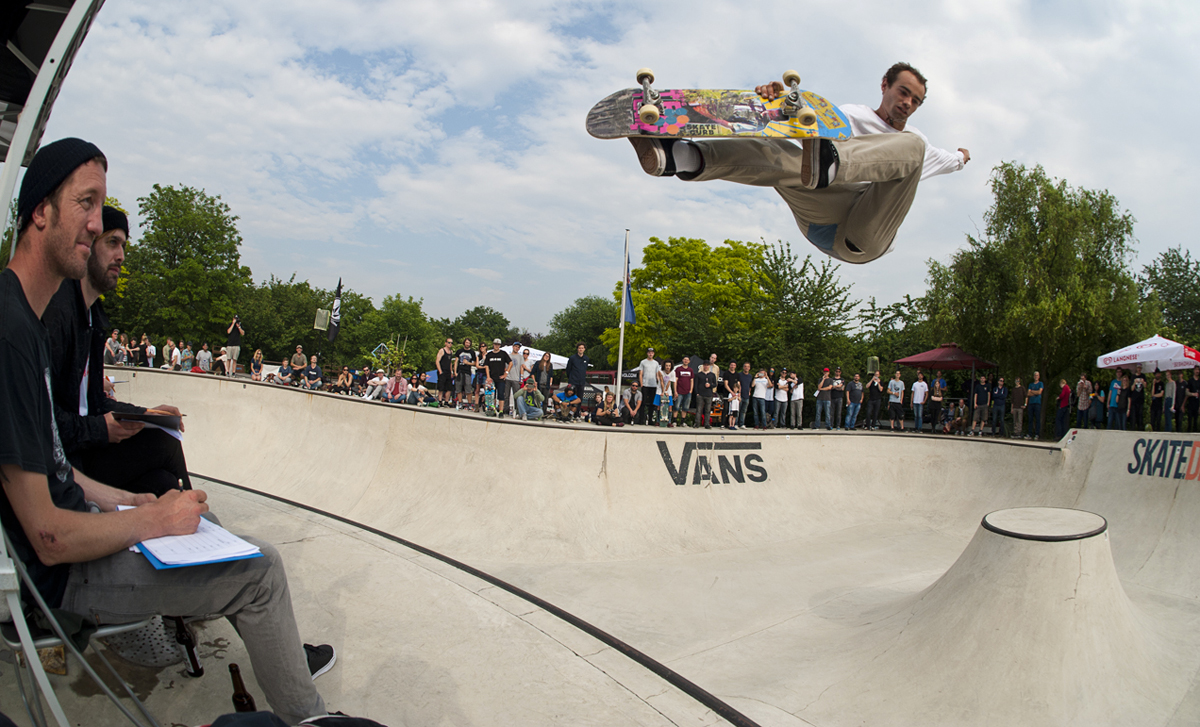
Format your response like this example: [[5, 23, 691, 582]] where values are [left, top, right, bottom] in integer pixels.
[[106, 327, 1200, 438]]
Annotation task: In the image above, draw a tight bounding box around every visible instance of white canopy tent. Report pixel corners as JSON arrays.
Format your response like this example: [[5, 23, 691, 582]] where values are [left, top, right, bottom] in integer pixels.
[[506, 342, 570, 371], [1096, 335, 1200, 372]]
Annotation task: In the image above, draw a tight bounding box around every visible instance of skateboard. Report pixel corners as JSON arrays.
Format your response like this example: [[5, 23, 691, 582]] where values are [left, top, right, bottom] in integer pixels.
[[587, 69, 851, 141]]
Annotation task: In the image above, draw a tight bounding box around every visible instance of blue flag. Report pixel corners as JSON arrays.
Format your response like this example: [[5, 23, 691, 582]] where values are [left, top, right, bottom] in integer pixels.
[[623, 258, 636, 325]]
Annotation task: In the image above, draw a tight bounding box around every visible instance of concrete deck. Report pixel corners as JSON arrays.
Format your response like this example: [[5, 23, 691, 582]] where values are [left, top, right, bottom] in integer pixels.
[[3, 367, 1199, 725]]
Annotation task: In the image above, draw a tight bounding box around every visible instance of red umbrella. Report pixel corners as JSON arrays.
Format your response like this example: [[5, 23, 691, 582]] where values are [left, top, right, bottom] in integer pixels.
[[894, 343, 997, 371]]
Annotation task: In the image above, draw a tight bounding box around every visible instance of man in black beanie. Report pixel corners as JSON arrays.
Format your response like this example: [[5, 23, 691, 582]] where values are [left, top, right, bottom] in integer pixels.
[[43, 204, 193, 496], [0, 139, 334, 723]]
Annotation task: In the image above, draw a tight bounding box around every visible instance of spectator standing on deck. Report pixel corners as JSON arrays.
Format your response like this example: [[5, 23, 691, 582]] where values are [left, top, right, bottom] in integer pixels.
[[506, 342, 526, 417], [1011, 377, 1026, 438], [1075, 372, 1093, 429], [1185, 367, 1200, 431], [483, 339, 512, 414], [695, 361, 718, 429], [829, 368, 846, 430], [635, 348, 663, 426], [969, 374, 989, 436], [1128, 367, 1147, 431], [1054, 378, 1071, 438], [888, 370, 905, 431], [1150, 371, 1165, 431], [928, 377, 944, 434], [1163, 372, 1176, 433], [789, 372, 805, 429], [566, 343, 590, 406], [1107, 375, 1123, 430], [530, 352, 555, 408], [751, 368, 773, 430], [224, 315, 243, 376], [990, 376, 1009, 437], [737, 362, 754, 428], [865, 371, 884, 430], [814, 368, 832, 430], [1027, 371, 1045, 438], [911, 372, 928, 433], [674, 358, 694, 427], [844, 373, 863, 430], [435, 338, 455, 406]]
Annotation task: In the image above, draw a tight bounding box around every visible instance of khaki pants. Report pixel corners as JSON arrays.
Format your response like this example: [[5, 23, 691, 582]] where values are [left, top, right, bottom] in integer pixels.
[[686, 133, 925, 263], [1013, 407, 1025, 436]]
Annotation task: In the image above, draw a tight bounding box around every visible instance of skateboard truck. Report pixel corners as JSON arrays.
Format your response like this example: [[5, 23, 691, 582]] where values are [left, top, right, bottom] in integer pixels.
[[781, 70, 818, 127], [636, 67, 662, 125]]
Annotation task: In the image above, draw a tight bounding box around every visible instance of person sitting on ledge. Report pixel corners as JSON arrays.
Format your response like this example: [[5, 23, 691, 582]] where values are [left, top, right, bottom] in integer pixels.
[[515, 378, 545, 421], [594, 392, 623, 426], [275, 359, 295, 386], [300, 355, 323, 391]]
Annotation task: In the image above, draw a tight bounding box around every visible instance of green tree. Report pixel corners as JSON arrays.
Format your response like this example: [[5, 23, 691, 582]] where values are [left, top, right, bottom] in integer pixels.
[[755, 242, 859, 375], [1140, 247, 1200, 346], [359, 294, 442, 372], [542, 295, 618, 362], [599, 236, 766, 368], [439, 305, 515, 348], [923, 162, 1156, 429], [107, 184, 251, 345]]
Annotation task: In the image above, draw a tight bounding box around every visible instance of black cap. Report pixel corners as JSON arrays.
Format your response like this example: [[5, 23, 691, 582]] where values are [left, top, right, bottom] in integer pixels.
[[18, 138, 106, 227], [101, 205, 128, 237]]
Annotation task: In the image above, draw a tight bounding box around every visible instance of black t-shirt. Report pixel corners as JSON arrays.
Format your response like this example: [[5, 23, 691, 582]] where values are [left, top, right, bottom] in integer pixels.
[[696, 371, 717, 398], [1130, 374, 1146, 404], [303, 365, 322, 381], [0, 270, 88, 608], [226, 323, 242, 347], [867, 380, 883, 401], [847, 381, 864, 404], [737, 371, 753, 397], [455, 348, 476, 374], [483, 349, 511, 381], [973, 382, 990, 407], [1188, 377, 1200, 401]]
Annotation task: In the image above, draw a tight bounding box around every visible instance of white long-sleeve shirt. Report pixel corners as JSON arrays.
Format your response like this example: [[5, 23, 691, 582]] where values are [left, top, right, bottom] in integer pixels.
[[839, 104, 965, 180]]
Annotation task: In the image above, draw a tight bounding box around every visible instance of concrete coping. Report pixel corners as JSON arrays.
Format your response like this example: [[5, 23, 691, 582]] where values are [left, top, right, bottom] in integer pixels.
[[982, 507, 1108, 542]]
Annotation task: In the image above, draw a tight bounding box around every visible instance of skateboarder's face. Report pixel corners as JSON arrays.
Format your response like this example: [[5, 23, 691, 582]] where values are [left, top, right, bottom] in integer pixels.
[[879, 71, 925, 127]]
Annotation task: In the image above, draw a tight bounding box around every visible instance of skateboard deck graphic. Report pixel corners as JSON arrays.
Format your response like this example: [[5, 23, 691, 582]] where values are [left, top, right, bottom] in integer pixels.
[[587, 87, 851, 141]]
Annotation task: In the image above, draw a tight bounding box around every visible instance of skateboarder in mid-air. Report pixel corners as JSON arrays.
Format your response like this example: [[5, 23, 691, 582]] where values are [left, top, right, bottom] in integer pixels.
[[629, 62, 970, 264]]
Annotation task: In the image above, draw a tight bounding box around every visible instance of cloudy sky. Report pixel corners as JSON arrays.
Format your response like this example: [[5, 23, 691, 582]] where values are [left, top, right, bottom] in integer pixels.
[[27, 0, 1200, 335]]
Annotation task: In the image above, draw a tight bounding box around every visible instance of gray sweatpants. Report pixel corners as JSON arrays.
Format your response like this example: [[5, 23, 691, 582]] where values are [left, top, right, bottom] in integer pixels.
[[62, 537, 324, 725], [686, 133, 926, 263]]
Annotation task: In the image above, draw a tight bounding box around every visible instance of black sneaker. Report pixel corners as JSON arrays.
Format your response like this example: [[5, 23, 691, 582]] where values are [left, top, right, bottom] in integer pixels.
[[305, 643, 336, 680], [629, 137, 676, 177]]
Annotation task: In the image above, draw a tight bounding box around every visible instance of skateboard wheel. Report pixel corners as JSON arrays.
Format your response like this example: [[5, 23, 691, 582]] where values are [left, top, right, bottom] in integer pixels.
[[639, 103, 660, 124], [636, 67, 655, 85], [782, 70, 801, 87], [798, 108, 818, 126]]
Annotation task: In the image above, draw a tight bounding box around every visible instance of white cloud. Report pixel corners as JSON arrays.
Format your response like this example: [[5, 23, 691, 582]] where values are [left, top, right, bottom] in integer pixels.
[[23, 0, 1199, 337]]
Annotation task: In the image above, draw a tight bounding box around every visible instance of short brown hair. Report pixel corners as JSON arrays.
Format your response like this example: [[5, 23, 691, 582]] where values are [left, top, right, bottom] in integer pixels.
[[883, 62, 928, 91]]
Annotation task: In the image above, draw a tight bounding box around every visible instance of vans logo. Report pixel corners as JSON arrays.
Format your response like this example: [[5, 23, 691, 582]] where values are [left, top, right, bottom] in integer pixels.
[[657, 441, 767, 485]]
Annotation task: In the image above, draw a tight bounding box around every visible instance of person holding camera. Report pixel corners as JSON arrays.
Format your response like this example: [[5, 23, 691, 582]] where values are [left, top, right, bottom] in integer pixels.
[[225, 314, 244, 376]]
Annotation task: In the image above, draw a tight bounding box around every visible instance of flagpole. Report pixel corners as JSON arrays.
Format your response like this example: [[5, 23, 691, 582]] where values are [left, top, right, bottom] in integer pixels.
[[616, 230, 630, 406]]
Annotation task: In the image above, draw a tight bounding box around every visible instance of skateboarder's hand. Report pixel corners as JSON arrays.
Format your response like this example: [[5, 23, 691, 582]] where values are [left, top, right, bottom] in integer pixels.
[[959, 148, 970, 163], [755, 81, 785, 100]]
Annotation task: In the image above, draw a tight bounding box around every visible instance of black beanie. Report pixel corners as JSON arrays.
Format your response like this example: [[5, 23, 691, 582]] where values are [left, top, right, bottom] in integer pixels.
[[102, 205, 129, 237], [17, 137, 106, 226]]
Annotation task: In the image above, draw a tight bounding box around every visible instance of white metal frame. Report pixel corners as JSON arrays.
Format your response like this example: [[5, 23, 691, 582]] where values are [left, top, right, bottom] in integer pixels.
[[2, 0, 107, 263]]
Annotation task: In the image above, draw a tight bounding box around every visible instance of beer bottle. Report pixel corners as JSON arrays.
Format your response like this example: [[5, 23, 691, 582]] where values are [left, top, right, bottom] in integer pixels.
[[229, 663, 257, 713]]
